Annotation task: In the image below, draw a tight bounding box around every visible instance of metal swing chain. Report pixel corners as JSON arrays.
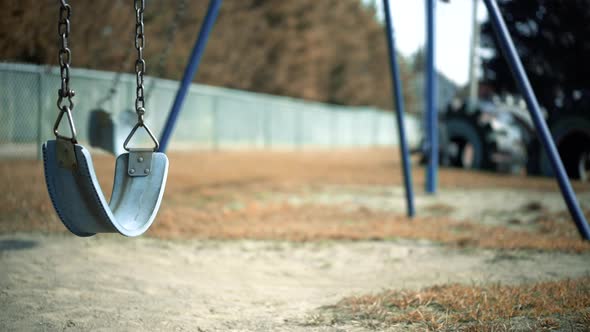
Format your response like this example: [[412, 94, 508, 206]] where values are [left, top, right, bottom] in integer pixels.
[[124, 0, 160, 152], [53, 0, 78, 143], [134, 0, 147, 122]]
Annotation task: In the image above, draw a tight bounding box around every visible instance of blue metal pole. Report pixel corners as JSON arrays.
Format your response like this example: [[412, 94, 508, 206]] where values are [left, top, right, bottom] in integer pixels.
[[159, 0, 222, 152], [425, 0, 438, 194], [382, 0, 416, 218], [483, 0, 590, 240]]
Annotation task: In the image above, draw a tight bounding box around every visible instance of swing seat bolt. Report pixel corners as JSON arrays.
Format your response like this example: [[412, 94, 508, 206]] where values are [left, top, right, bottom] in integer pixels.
[[138, 157, 144, 163], [144, 168, 150, 174], [129, 168, 136, 174]]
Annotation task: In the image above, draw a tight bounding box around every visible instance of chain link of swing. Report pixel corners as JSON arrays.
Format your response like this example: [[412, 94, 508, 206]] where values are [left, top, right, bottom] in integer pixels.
[[125, 0, 160, 151], [134, 0, 147, 123]]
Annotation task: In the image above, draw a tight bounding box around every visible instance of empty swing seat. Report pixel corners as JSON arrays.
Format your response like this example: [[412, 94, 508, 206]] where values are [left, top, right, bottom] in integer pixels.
[[43, 140, 169, 237]]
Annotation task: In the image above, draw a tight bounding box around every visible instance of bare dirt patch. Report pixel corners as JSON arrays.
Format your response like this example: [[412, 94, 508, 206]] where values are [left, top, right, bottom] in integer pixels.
[[1, 233, 590, 331]]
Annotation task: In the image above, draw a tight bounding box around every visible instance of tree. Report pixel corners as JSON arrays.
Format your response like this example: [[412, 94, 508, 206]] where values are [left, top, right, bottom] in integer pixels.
[[0, 0, 417, 111], [480, 0, 590, 114]]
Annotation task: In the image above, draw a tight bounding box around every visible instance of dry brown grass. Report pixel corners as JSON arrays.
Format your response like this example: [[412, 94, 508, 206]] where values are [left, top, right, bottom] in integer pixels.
[[150, 204, 590, 252], [1, 149, 589, 252], [313, 277, 590, 331]]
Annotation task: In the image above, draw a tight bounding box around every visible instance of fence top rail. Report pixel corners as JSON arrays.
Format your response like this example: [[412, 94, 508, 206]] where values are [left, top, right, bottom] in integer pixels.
[[0, 62, 399, 116]]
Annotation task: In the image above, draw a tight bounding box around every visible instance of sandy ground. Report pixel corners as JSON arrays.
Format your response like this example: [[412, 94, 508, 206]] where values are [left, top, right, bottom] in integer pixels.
[[278, 185, 590, 227], [1, 233, 590, 332], [2, 149, 590, 331]]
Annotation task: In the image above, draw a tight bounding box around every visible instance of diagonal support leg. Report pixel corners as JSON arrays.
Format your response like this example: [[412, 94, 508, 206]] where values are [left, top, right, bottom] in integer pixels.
[[483, 0, 590, 240], [382, 0, 416, 218], [425, 0, 438, 194], [159, 0, 223, 153]]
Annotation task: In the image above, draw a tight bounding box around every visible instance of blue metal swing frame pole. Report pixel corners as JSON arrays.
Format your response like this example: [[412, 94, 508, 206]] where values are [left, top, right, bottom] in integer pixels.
[[483, 0, 590, 240], [382, 0, 415, 217], [159, 0, 223, 152], [425, 0, 438, 194]]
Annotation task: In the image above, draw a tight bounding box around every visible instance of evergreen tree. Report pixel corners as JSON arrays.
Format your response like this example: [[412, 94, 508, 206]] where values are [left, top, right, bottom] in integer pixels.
[[480, 0, 590, 113]]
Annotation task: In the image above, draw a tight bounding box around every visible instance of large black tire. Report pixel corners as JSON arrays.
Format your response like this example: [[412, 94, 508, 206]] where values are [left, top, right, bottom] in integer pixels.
[[443, 106, 527, 173], [534, 113, 590, 180], [416, 121, 451, 166], [444, 112, 493, 170], [525, 138, 542, 176]]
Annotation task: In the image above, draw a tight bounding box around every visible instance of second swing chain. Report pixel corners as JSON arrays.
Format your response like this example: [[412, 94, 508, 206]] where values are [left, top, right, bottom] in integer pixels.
[[125, 0, 160, 151]]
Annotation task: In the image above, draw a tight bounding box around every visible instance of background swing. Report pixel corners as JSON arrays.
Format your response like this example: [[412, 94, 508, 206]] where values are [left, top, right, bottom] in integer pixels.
[[87, 0, 187, 156], [43, 0, 168, 237]]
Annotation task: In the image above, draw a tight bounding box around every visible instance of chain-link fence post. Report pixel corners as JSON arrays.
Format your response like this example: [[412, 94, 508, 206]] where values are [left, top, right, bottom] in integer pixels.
[[212, 95, 219, 150], [264, 103, 272, 149], [372, 109, 379, 147], [296, 108, 303, 150]]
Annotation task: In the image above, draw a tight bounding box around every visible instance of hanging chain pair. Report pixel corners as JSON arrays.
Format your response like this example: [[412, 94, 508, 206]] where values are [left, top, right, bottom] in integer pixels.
[[53, 0, 77, 143], [124, 0, 160, 152]]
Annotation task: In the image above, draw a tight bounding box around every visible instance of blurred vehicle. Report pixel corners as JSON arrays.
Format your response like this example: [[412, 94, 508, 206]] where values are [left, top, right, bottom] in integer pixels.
[[416, 96, 532, 175]]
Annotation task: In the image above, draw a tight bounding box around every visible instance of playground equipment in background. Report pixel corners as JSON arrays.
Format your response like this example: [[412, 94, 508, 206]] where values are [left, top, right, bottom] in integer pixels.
[[424, 0, 438, 194], [87, 109, 135, 156], [481, 0, 589, 239], [158, 0, 222, 153], [382, 0, 415, 217], [156, 0, 589, 239], [413, 0, 590, 238], [87, 48, 135, 156], [156, 0, 417, 218], [421, 98, 531, 174], [421, 97, 589, 183], [43, 0, 168, 237], [87, 0, 187, 156]]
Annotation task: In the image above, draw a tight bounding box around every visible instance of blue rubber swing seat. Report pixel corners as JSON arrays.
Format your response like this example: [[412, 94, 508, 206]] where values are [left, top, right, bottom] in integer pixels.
[[43, 139, 169, 237]]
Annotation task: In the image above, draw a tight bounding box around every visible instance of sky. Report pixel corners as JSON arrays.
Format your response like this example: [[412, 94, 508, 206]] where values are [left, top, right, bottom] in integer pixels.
[[365, 0, 489, 86]]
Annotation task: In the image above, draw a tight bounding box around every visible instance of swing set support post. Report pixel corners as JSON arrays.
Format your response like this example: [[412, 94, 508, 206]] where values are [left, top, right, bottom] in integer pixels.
[[159, 0, 222, 153], [382, 0, 415, 218], [483, 0, 590, 240], [424, 0, 438, 194]]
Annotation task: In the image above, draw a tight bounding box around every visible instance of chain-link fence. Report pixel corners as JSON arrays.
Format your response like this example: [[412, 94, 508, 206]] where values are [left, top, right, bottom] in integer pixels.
[[0, 62, 422, 159]]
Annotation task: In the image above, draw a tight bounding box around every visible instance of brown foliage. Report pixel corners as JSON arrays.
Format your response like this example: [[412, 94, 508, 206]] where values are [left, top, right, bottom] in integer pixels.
[[0, 0, 416, 110]]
